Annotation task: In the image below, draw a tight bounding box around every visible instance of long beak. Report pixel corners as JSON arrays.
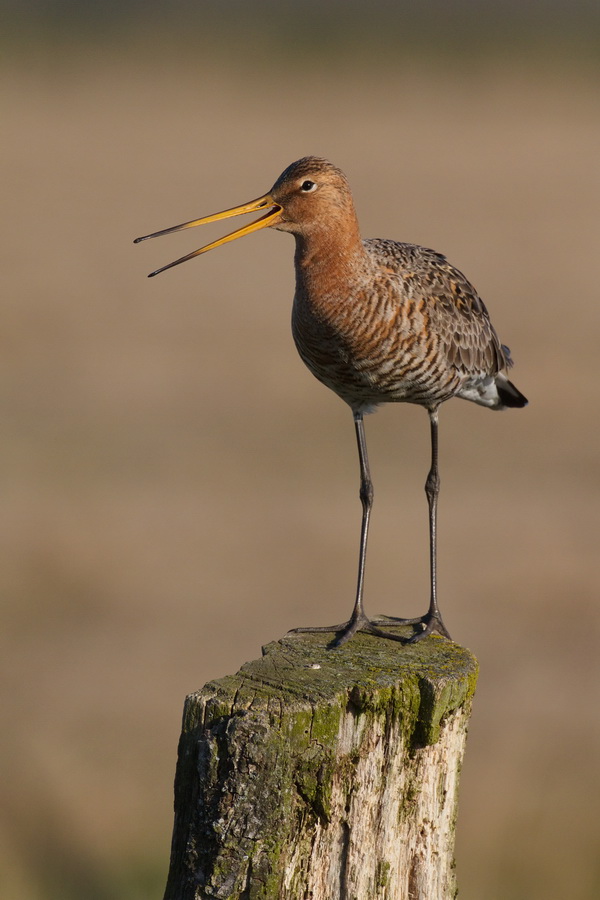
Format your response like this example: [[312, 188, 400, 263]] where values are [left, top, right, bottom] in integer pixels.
[[134, 194, 282, 277]]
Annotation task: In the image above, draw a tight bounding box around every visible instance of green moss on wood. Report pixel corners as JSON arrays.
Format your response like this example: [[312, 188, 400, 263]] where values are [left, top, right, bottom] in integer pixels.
[[376, 858, 391, 889], [165, 626, 478, 900]]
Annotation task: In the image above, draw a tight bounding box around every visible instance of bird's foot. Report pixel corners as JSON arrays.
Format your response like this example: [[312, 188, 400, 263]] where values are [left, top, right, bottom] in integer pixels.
[[287, 612, 449, 648], [372, 612, 452, 643], [286, 617, 368, 647]]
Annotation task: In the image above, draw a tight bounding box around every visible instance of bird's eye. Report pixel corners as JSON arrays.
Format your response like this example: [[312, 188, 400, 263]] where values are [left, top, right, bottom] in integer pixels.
[[300, 180, 317, 192]]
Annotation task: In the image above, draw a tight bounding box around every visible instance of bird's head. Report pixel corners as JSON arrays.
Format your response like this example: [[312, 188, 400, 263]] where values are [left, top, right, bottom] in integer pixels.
[[134, 157, 356, 277]]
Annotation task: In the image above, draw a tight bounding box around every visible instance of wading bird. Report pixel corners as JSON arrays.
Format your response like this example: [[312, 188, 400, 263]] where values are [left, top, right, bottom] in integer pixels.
[[135, 157, 527, 646]]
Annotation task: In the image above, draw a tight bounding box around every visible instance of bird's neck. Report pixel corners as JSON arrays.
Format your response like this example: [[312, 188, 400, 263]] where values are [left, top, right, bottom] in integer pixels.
[[293, 218, 369, 294]]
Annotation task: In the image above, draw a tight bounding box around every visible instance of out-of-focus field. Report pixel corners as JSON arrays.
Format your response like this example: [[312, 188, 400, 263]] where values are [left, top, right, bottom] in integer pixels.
[[1, 45, 599, 900]]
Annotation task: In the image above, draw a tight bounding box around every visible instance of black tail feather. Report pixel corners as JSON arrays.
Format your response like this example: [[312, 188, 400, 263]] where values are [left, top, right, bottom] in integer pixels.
[[497, 377, 528, 408]]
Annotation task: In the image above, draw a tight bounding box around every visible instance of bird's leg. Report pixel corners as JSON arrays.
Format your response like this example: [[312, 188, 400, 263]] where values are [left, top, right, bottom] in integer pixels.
[[369, 408, 451, 641], [403, 408, 451, 642], [288, 412, 416, 647], [332, 410, 375, 643]]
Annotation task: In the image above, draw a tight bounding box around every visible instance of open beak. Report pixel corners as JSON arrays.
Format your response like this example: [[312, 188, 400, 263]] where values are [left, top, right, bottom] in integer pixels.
[[134, 194, 282, 277]]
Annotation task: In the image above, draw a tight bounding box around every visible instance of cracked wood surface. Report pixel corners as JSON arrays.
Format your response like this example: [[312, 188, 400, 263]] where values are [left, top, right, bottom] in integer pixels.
[[163, 628, 478, 900]]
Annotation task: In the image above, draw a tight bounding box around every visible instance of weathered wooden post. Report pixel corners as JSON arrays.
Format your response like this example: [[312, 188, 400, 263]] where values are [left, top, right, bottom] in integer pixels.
[[163, 627, 478, 900]]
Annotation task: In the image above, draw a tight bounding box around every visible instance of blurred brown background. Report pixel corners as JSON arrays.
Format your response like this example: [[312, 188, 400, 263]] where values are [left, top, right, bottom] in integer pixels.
[[2, 2, 599, 898]]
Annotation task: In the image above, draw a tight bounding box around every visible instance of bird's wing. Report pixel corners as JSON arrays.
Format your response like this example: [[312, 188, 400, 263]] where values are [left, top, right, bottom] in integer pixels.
[[366, 239, 510, 377]]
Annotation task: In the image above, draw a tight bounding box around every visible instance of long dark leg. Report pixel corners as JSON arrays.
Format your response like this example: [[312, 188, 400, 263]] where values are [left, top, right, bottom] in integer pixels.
[[345, 411, 373, 626], [405, 407, 451, 641], [288, 412, 419, 647], [373, 407, 452, 641]]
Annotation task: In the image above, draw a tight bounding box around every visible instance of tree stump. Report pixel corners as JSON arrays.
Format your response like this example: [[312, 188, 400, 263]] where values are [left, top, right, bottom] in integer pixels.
[[163, 628, 478, 900]]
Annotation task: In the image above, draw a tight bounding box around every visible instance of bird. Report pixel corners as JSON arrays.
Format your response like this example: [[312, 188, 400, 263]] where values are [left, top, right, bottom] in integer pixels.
[[135, 156, 527, 646]]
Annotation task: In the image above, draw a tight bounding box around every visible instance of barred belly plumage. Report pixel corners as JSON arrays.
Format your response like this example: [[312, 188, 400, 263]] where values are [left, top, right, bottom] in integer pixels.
[[292, 287, 461, 412]]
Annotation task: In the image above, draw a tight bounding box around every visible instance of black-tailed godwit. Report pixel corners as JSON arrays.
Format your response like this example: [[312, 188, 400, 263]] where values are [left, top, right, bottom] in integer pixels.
[[135, 157, 527, 646]]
